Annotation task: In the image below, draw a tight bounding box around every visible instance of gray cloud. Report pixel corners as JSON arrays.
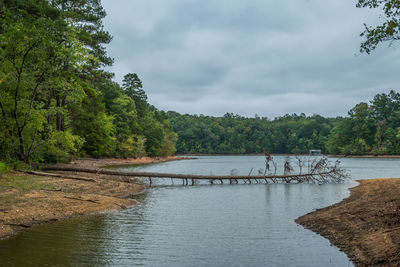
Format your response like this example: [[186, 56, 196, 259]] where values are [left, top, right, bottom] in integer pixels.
[[102, 0, 400, 118]]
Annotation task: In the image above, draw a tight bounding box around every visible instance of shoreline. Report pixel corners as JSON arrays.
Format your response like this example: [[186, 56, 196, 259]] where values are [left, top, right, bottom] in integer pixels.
[[0, 156, 185, 241], [70, 156, 191, 168], [330, 154, 400, 159], [296, 178, 400, 266], [180, 153, 400, 158]]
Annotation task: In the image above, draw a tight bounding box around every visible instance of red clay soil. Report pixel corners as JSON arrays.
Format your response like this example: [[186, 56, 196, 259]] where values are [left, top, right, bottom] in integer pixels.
[[296, 178, 400, 266]]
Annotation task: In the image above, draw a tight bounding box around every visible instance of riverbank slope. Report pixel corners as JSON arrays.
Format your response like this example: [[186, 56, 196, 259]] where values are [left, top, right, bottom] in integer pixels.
[[0, 156, 185, 240], [296, 178, 400, 266]]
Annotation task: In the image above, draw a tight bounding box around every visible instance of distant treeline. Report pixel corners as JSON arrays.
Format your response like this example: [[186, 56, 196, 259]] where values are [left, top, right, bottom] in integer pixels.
[[326, 90, 400, 155], [0, 0, 176, 164], [167, 112, 339, 154], [168, 90, 400, 155]]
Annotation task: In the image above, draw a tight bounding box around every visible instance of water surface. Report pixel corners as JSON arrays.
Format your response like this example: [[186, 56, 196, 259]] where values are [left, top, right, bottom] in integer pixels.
[[2, 156, 400, 266]]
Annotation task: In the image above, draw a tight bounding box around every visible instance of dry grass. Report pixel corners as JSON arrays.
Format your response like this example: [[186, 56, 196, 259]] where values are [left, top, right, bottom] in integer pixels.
[[0, 172, 52, 192]]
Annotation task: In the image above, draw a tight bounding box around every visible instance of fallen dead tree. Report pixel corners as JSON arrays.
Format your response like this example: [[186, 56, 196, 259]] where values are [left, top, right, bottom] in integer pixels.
[[39, 156, 348, 186]]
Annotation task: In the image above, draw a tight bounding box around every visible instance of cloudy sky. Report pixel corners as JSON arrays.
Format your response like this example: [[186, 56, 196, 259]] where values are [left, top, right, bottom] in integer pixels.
[[101, 0, 400, 118]]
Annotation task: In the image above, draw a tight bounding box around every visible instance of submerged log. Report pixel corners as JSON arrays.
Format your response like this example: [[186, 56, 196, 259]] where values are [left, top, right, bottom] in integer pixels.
[[39, 164, 347, 184]]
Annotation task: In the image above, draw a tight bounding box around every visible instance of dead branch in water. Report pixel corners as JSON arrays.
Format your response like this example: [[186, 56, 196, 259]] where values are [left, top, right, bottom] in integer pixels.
[[39, 155, 348, 185]]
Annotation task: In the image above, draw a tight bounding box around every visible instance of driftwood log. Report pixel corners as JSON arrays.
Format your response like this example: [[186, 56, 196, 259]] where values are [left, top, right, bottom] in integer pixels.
[[39, 161, 348, 186]]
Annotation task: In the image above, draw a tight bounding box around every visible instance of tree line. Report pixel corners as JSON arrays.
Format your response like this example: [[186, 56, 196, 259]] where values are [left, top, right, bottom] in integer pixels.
[[0, 0, 176, 164], [168, 90, 400, 156], [327, 90, 400, 155], [167, 112, 339, 155]]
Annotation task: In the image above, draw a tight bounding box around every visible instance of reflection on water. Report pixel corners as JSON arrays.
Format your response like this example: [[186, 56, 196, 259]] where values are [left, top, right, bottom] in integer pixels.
[[0, 215, 111, 266], [2, 156, 400, 266]]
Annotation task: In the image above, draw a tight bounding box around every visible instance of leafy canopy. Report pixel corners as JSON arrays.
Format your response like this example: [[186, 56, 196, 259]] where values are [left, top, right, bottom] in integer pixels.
[[357, 0, 400, 53]]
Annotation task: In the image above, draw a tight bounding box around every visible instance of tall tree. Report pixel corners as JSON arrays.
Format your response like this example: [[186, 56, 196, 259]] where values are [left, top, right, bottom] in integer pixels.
[[122, 73, 148, 118], [0, 0, 88, 162], [47, 0, 113, 132]]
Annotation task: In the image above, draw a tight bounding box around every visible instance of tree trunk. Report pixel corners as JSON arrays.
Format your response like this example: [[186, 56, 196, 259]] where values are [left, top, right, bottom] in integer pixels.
[[56, 94, 65, 131], [17, 128, 27, 162], [61, 95, 66, 131], [47, 91, 52, 124], [39, 165, 347, 183]]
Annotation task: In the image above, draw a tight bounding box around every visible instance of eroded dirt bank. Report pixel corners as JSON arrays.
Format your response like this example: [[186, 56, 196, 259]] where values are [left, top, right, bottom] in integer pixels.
[[0, 156, 187, 240], [296, 178, 400, 266], [0, 171, 143, 240]]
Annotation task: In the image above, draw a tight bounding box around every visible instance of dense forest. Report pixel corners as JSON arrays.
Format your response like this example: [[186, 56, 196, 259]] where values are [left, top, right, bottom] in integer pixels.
[[168, 90, 400, 155], [326, 90, 400, 155], [167, 112, 340, 154], [0, 0, 176, 164]]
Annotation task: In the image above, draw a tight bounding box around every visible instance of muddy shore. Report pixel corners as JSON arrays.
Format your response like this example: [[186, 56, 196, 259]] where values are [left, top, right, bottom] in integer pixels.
[[296, 178, 400, 266], [0, 156, 186, 240]]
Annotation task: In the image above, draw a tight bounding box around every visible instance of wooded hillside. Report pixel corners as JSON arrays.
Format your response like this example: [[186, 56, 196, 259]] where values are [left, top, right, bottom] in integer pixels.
[[0, 0, 176, 163]]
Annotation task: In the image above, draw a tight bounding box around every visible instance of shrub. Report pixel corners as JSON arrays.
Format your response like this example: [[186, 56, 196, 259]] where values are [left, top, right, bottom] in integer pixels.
[[0, 161, 10, 174]]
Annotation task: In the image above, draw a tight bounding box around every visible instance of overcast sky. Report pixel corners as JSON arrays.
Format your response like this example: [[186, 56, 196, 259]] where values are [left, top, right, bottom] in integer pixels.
[[101, 0, 400, 119]]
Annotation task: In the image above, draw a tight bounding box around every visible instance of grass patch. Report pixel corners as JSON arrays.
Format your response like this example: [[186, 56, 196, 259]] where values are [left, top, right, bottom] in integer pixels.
[[0, 174, 50, 192], [0, 161, 10, 174]]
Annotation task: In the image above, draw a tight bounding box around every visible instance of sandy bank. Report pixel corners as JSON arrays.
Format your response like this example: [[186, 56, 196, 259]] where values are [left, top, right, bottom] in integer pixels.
[[69, 156, 190, 168], [0, 156, 186, 240], [296, 178, 400, 266], [0, 171, 143, 240]]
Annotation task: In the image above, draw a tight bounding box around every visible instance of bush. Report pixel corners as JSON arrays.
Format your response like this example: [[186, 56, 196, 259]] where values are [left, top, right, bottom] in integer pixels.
[[0, 161, 10, 174]]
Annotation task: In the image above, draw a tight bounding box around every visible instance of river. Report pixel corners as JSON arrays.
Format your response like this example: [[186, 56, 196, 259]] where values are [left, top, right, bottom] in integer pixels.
[[1, 155, 400, 266]]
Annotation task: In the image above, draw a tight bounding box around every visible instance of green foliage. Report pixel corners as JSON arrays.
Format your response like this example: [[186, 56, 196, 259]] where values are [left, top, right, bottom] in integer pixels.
[[0, 1, 177, 164], [69, 85, 117, 158], [0, 161, 10, 174], [37, 130, 85, 163], [122, 73, 146, 101], [171, 91, 400, 156], [327, 90, 400, 155], [122, 73, 148, 118], [357, 0, 400, 53], [162, 129, 178, 156], [118, 135, 146, 158], [0, 0, 90, 163], [167, 112, 338, 154]]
